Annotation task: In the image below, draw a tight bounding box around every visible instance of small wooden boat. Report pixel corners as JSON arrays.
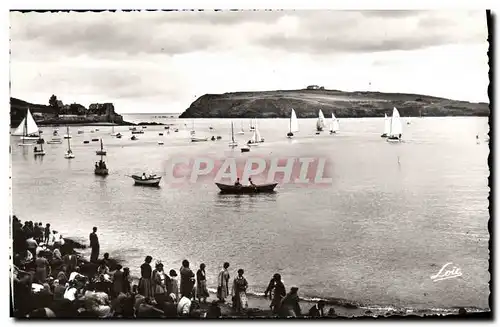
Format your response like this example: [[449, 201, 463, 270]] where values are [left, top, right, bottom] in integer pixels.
[[215, 182, 278, 194], [159, 133, 164, 136], [33, 143, 46, 156], [129, 127, 136, 131], [241, 147, 250, 153], [94, 160, 109, 176], [96, 139, 107, 155], [216, 136, 222, 140], [164, 126, 170, 130], [158, 141, 164, 145], [63, 134, 72, 139], [191, 137, 208, 142], [95, 128, 99, 131], [131, 135, 138, 141], [174, 129, 179, 132], [142, 126, 147, 129], [47, 138, 63, 144], [116, 133, 122, 138], [130, 174, 162, 186], [77, 130, 84, 134], [132, 130, 144, 134], [83, 140, 90, 144], [92, 138, 99, 142], [36, 138, 45, 144]]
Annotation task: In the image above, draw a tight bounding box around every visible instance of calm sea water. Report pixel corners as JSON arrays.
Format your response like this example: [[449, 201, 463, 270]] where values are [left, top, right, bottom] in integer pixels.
[[11, 115, 490, 311]]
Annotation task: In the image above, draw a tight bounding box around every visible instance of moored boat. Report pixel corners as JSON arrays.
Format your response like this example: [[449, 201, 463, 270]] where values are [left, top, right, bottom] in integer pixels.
[[130, 174, 162, 186], [64, 126, 75, 159], [215, 182, 278, 194], [96, 139, 107, 155]]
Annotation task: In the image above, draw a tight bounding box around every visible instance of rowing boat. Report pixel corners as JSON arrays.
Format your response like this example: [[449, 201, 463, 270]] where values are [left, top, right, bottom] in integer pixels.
[[215, 182, 278, 194]]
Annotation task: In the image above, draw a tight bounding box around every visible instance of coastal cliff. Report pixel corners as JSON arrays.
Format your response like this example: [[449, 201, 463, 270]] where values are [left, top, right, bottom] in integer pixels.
[[10, 97, 133, 127], [179, 89, 490, 118]]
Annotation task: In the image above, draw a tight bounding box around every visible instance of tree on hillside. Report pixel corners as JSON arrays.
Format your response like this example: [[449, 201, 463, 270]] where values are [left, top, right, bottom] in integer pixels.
[[49, 94, 60, 116]]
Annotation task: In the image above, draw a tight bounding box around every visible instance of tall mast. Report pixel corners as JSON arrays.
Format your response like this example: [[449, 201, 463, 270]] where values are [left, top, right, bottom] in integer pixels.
[[231, 122, 234, 142], [67, 126, 71, 151]]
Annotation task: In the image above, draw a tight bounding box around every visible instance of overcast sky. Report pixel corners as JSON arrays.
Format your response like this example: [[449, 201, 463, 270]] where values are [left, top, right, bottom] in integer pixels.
[[10, 10, 488, 113]]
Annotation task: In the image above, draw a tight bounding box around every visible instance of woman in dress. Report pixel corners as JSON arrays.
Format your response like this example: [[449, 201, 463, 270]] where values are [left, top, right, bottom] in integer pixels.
[[232, 269, 248, 313], [196, 263, 209, 303], [217, 262, 230, 302], [138, 256, 154, 299], [153, 261, 168, 304]]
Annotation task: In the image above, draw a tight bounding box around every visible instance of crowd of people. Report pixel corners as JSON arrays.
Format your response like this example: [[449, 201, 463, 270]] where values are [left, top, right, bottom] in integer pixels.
[[11, 216, 338, 318]]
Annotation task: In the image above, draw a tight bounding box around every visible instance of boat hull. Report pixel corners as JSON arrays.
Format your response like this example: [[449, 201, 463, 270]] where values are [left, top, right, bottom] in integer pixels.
[[380, 133, 388, 138], [34, 151, 46, 156], [215, 183, 278, 194], [94, 168, 109, 176], [387, 137, 402, 143], [20, 136, 39, 141], [131, 175, 162, 186], [241, 148, 250, 153], [191, 138, 208, 142], [64, 154, 75, 159], [96, 151, 107, 155], [47, 141, 63, 144]]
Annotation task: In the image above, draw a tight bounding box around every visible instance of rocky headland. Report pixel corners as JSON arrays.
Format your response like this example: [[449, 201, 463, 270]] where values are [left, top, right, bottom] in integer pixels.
[[179, 88, 489, 119], [10, 96, 135, 127]]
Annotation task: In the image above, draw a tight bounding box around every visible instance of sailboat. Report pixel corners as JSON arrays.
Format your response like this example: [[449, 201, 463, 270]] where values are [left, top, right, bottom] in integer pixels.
[[381, 114, 390, 138], [110, 121, 117, 136], [236, 122, 245, 135], [190, 120, 208, 142], [329, 113, 340, 134], [33, 132, 46, 156], [248, 120, 264, 145], [316, 109, 326, 132], [228, 121, 238, 147], [64, 127, 75, 158], [287, 108, 299, 138], [96, 139, 107, 155], [387, 107, 403, 143], [13, 108, 40, 145], [249, 118, 256, 131]]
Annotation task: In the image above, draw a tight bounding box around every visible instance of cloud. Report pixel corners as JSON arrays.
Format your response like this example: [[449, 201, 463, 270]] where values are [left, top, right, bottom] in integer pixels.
[[9, 10, 489, 111]]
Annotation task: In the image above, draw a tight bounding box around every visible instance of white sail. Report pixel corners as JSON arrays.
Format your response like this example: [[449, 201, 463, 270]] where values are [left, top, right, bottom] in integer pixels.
[[389, 107, 403, 136], [290, 108, 299, 133], [330, 113, 340, 132], [13, 109, 39, 136], [383, 114, 390, 134], [316, 109, 326, 129]]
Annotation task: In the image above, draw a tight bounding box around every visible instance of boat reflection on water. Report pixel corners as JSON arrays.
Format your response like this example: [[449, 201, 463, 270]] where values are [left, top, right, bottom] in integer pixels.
[[215, 192, 277, 210]]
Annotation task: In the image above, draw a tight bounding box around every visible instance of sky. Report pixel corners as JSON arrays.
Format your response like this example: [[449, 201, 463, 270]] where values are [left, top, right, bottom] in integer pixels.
[[10, 10, 489, 114]]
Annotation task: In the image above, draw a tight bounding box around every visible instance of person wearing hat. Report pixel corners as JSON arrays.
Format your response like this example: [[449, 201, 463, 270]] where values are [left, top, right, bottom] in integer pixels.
[[264, 273, 286, 314], [168, 269, 179, 303], [280, 286, 301, 317]]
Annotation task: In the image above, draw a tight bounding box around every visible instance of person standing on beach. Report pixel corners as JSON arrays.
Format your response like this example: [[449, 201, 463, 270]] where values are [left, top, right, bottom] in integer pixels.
[[179, 259, 195, 299], [44, 224, 51, 243], [196, 263, 209, 303], [89, 227, 100, 263], [232, 269, 249, 313], [153, 261, 168, 304], [168, 269, 179, 303], [264, 273, 286, 314], [139, 256, 154, 299], [217, 262, 230, 302]]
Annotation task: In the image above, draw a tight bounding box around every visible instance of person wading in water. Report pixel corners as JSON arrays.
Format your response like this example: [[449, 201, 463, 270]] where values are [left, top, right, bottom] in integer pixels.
[[89, 227, 100, 263]]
